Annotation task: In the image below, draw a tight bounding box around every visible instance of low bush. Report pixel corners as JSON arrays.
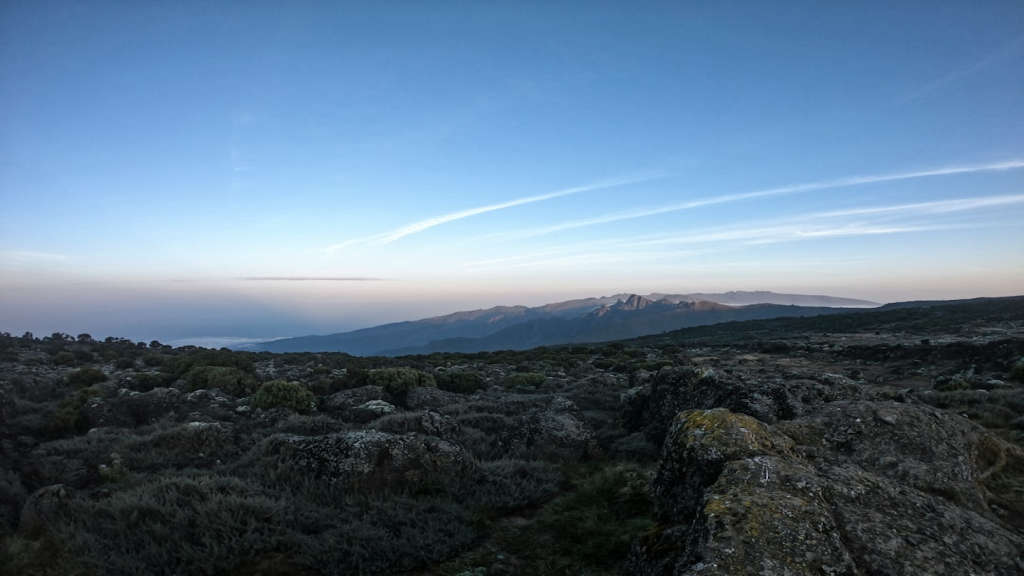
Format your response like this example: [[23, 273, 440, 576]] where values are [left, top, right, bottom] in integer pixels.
[[1010, 359, 1024, 383], [184, 365, 257, 396], [66, 367, 107, 388], [435, 371, 486, 394], [50, 387, 101, 436], [502, 372, 546, 390], [367, 368, 435, 406], [252, 380, 315, 413], [52, 351, 76, 366]]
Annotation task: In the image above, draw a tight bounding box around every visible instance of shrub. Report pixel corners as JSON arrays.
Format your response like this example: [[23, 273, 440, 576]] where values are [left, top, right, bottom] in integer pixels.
[[368, 368, 435, 406], [66, 367, 107, 388], [184, 365, 257, 396], [435, 371, 486, 394], [115, 357, 136, 370], [1010, 359, 1024, 383], [50, 387, 101, 436], [52, 351, 76, 366], [502, 372, 546, 390], [251, 380, 315, 413], [142, 354, 164, 367]]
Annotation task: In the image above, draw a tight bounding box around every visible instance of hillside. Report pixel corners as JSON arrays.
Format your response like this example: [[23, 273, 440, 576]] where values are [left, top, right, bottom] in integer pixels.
[[2, 296, 1022, 575], [253, 291, 879, 355]]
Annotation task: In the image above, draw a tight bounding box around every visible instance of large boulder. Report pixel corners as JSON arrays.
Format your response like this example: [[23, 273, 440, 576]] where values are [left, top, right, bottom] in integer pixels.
[[347, 399, 397, 423], [622, 367, 870, 447], [323, 385, 389, 413], [631, 403, 1024, 576]]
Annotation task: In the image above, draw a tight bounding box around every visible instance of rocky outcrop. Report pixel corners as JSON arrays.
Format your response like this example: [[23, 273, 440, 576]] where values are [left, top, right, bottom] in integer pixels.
[[18, 484, 70, 538], [630, 403, 1024, 576], [347, 399, 397, 423], [82, 387, 186, 428], [257, 431, 478, 492], [323, 385, 389, 413], [621, 367, 870, 446]]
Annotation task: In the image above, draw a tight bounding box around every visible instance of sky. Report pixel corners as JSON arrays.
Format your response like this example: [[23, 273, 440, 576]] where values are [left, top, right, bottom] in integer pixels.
[[1, 1, 1023, 344]]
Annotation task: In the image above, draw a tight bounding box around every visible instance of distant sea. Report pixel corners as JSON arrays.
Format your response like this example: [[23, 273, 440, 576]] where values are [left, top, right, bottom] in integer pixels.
[[165, 336, 280, 349]]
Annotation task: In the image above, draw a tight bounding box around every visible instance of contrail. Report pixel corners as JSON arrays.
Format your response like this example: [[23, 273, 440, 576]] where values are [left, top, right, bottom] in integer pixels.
[[325, 173, 662, 252], [498, 158, 1024, 239]]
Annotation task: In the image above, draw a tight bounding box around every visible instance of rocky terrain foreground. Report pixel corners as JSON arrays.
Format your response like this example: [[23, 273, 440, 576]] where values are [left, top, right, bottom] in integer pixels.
[[1, 297, 1023, 575]]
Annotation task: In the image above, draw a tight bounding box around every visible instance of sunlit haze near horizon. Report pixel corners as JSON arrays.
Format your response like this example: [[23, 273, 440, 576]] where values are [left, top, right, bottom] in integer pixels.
[[2, 2, 1023, 344]]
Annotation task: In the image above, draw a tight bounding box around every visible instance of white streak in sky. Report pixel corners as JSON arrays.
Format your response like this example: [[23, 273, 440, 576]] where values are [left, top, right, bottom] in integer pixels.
[[469, 191, 1023, 271], [497, 159, 1024, 240], [325, 173, 662, 252], [0, 250, 68, 263]]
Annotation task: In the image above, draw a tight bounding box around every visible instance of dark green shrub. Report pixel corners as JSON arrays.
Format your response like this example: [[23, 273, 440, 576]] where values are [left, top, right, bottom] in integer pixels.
[[66, 367, 107, 388], [184, 365, 257, 396], [115, 357, 136, 370], [142, 354, 164, 367], [502, 372, 546, 390], [368, 368, 435, 406], [251, 380, 315, 413], [53, 351, 75, 366], [50, 387, 101, 435], [435, 371, 485, 394], [1010, 359, 1024, 383]]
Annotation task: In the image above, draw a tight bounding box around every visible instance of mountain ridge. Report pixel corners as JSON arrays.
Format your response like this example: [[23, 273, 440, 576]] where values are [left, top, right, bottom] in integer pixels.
[[251, 291, 879, 355]]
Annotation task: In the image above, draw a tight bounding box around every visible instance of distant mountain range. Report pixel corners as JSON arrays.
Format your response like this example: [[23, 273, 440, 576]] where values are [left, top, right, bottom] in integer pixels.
[[248, 291, 879, 355]]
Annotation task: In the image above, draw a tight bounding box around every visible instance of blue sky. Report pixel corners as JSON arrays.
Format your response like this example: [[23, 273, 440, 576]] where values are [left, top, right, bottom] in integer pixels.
[[1, 1, 1023, 342]]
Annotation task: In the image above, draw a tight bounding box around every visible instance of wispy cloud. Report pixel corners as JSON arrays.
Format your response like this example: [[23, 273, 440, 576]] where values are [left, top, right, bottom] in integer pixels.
[[469, 192, 1022, 271], [895, 34, 1024, 106], [325, 173, 662, 252], [239, 276, 388, 281], [0, 250, 68, 263], [494, 159, 1024, 240], [809, 193, 1024, 219]]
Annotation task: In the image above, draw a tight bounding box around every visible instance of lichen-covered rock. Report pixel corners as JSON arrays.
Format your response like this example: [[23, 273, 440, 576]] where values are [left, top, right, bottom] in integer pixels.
[[347, 399, 397, 423], [372, 410, 458, 437], [776, 401, 1007, 519], [632, 404, 1024, 576], [653, 409, 793, 525], [405, 385, 462, 410], [821, 462, 1023, 576], [323, 385, 388, 413], [19, 484, 70, 538], [693, 456, 858, 576], [623, 367, 871, 447], [521, 396, 595, 461], [258, 430, 478, 492], [83, 387, 182, 428]]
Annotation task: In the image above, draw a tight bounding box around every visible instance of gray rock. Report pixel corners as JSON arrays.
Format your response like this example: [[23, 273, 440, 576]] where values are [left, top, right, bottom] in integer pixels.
[[348, 399, 397, 423], [323, 385, 388, 412], [631, 404, 1024, 576], [259, 430, 477, 491], [19, 484, 69, 538]]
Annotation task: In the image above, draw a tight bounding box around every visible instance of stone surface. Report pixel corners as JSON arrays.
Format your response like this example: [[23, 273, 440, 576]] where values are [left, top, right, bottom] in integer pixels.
[[630, 404, 1024, 576]]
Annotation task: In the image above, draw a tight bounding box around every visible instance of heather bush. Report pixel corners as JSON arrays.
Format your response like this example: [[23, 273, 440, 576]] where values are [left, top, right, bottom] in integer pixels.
[[184, 365, 257, 396], [1010, 359, 1024, 383], [435, 370, 485, 394], [52, 351, 75, 366], [502, 372, 546, 390], [367, 367, 435, 406], [66, 367, 107, 388], [49, 386, 101, 436], [252, 380, 315, 413]]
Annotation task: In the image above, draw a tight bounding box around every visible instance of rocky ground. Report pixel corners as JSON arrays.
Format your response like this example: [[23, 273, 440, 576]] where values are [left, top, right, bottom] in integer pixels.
[[1, 297, 1023, 575]]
